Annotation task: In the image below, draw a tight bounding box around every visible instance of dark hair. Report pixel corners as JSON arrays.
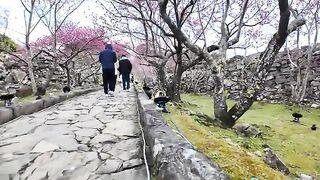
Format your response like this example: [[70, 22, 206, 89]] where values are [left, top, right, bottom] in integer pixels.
[[121, 54, 126, 57]]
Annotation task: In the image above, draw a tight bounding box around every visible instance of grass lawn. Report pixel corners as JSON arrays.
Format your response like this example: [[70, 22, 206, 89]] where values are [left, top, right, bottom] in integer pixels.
[[163, 93, 320, 179]]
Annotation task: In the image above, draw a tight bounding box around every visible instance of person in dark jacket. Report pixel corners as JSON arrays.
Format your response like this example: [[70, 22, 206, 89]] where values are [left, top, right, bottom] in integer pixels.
[[99, 43, 117, 95], [118, 55, 132, 90]]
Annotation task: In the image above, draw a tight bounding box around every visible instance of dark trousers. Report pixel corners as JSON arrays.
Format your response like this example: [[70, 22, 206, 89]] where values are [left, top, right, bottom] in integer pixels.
[[102, 69, 116, 94], [122, 73, 130, 90]]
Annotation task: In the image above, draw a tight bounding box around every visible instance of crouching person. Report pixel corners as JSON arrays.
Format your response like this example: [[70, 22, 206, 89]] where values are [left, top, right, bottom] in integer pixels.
[[154, 91, 170, 113]]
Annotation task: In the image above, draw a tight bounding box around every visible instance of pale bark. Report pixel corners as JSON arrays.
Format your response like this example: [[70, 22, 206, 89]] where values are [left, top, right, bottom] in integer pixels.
[[24, 0, 37, 94], [227, 16, 306, 125], [289, 4, 318, 104]]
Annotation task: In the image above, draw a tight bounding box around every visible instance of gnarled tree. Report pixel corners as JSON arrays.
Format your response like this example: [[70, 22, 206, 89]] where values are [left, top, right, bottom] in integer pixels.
[[97, 0, 216, 101], [159, 0, 305, 127]]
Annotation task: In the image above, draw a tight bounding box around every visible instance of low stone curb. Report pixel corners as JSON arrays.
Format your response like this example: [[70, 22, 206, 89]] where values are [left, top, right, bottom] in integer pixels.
[[135, 89, 230, 180], [0, 87, 102, 125]]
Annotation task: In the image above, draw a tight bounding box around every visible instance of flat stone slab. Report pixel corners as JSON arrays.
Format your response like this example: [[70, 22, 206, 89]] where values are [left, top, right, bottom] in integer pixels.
[[75, 129, 98, 138], [31, 140, 60, 153], [0, 88, 146, 179], [102, 120, 140, 136], [73, 120, 104, 129], [96, 159, 124, 174], [90, 134, 120, 146], [92, 166, 147, 180]]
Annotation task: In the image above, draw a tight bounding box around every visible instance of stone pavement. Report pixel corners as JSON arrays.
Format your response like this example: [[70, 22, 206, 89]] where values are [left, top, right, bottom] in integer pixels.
[[0, 88, 147, 180]]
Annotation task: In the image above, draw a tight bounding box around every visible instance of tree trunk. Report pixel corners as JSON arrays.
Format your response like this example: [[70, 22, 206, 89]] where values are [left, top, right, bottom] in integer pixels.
[[299, 43, 312, 102], [66, 66, 71, 87], [76, 73, 82, 86], [288, 47, 300, 103], [156, 64, 166, 91], [167, 69, 183, 102], [212, 74, 233, 126], [25, 2, 37, 95], [167, 42, 184, 102], [216, 1, 305, 127], [26, 55, 37, 94], [213, 15, 230, 126]]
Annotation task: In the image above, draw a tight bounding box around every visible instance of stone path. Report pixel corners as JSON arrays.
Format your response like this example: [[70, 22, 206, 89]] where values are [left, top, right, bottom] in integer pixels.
[[0, 88, 147, 180]]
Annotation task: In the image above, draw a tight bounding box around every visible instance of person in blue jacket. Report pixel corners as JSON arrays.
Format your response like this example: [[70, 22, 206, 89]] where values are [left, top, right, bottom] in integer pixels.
[[99, 43, 117, 95]]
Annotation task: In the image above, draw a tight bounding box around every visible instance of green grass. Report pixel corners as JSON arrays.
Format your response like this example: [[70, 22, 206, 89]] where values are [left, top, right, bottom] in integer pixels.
[[0, 91, 60, 107], [163, 106, 286, 180], [163, 94, 320, 179], [16, 92, 60, 105]]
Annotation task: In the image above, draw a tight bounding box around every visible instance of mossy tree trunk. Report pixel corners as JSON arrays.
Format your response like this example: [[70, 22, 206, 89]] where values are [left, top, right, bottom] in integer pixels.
[[166, 41, 184, 102]]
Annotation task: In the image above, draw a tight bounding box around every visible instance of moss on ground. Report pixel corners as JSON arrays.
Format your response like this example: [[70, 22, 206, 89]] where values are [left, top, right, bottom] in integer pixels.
[[16, 92, 58, 105], [162, 94, 320, 179], [0, 91, 61, 107]]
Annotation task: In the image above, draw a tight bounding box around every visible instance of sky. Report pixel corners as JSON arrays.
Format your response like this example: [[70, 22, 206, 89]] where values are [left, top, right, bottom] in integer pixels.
[[0, 0, 317, 58], [0, 0, 96, 44]]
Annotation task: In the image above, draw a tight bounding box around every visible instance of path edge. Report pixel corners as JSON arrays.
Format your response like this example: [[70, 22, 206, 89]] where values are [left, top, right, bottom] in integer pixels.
[[0, 87, 102, 125], [135, 87, 230, 180]]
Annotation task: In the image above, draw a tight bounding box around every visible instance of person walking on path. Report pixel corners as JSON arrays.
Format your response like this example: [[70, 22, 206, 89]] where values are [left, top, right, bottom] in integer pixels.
[[118, 54, 132, 90], [99, 43, 117, 96]]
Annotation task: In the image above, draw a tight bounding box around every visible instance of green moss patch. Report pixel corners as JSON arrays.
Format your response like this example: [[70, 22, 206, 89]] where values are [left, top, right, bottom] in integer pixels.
[[162, 94, 320, 179]]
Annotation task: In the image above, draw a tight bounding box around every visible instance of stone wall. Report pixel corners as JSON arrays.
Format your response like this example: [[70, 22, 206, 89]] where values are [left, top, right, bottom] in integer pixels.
[[0, 52, 99, 95], [181, 46, 320, 106], [136, 90, 229, 179], [0, 87, 102, 125]]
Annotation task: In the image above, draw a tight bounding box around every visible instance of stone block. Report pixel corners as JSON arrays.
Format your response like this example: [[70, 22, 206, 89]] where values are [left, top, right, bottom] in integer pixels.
[[0, 107, 13, 125], [311, 81, 320, 87], [70, 92, 77, 98], [12, 100, 44, 116], [274, 76, 285, 84], [59, 94, 69, 101], [264, 148, 290, 175], [15, 86, 33, 97], [43, 95, 61, 108], [273, 62, 282, 67], [73, 90, 82, 96], [84, 89, 92, 94], [299, 174, 315, 180]]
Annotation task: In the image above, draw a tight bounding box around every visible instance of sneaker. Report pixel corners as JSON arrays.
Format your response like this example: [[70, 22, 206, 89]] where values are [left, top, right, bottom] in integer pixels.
[[109, 91, 114, 97]]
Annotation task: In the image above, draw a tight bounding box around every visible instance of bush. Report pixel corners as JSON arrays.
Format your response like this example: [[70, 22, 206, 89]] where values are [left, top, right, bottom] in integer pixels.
[[0, 34, 17, 52]]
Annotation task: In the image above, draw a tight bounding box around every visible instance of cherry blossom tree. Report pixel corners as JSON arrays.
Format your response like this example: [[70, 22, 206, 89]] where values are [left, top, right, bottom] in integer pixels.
[[2, 0, 86, 93], [34, 0, 86, 89], [97, 0, 217, 101], [32, 23, 106, 87], [32, 22, 129, 87]]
